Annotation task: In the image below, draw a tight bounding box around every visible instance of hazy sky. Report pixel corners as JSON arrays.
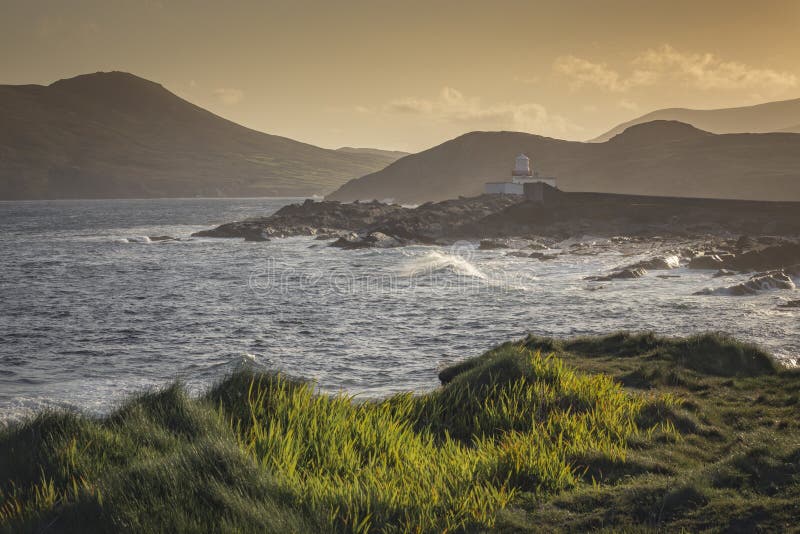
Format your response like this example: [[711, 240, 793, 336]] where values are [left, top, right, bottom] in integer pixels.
[[3, 0, 800, 151]]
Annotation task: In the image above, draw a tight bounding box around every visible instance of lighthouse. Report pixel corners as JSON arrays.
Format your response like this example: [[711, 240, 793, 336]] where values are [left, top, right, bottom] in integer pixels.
[[512, 154, 532, 179], [484, 153, 557, 194]]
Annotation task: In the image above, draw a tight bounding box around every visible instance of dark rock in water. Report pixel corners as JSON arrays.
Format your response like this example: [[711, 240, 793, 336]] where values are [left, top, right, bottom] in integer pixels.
[[243, 231, 270, 242], [735, 235, 757, 252], [778, 299, 800, 308], [148, 235, 177, 242], [331, 231, 402, 249], [656, 274, 681, 279], [586, 267, 647, 281], [728, 242, 800, 272], [688, 254, 725, 269], [479, 239, 509, 250], [695, 270, 796, 296], [713, 269, 736, 278], [621, 255, 680, 271]]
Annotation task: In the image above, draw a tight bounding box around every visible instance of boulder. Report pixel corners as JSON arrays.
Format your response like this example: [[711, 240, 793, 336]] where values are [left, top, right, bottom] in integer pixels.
[[330, 231, 402, 249], [586, 267, 647, 281], [622, 255, 680, 271], [695, 270, 796, 296], [688, 254, 724, 269], [728, 242, 800, 272]]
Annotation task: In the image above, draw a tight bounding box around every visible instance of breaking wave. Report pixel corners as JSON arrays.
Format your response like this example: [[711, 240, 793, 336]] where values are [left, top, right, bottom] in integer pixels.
[[395, 251, 487, 279]]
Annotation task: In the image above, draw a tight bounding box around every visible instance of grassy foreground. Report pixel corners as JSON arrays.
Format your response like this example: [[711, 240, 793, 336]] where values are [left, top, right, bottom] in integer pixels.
[[1, 333, 798, 533]]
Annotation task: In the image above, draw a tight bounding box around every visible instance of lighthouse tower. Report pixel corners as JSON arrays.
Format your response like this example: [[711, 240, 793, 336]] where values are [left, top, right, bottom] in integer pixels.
[[484, 153, 557, 195], [511, 154, 532, 181]]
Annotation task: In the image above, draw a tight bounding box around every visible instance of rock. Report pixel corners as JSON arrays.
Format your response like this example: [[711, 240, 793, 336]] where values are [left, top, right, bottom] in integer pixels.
[[735, 235, 757, 251], [622, 255, 680, 271], [695, 270, 796, 296], [778, 299, 800, 309], [586, 267, 647, 281], [688, 254, 725, 269], [713, 269, 736, 278], [330, 231, 402, 249], [728, 242, 800, 272], [507, 251, 533, 258], [148, 235, 177, 242], [479, 239, 509, 250], [243, 230, 270, 242]]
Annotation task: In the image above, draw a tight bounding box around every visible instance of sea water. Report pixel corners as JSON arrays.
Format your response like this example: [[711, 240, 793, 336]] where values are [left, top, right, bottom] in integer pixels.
[[1, 198, 798, 424]]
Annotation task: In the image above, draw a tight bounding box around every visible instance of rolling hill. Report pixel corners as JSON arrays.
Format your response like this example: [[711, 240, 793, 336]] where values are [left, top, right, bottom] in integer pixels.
[[0, 72, 404, 199], [592, 98, 800, 142], [327, 121, 800, 204]]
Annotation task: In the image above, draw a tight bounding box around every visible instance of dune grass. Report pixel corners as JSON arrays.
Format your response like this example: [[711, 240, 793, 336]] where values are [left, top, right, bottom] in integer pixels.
[[1, 332, 797, 532]]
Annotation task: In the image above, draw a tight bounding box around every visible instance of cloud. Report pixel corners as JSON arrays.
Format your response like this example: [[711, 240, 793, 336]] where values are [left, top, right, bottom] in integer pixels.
[[554, 56, 631, 92], [212, 88, 244, 105], [617, 99, 640, 112], [634, 45, 798, 91], [383, 87, 582, 136], [554, 45, 798, 95]]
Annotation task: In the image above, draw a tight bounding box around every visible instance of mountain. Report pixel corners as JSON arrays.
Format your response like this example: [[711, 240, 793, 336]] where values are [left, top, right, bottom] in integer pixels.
[[0, 72, 404, 199], [592, 98, 800, 142], [336, 147, 410, 159], [327, 121, 800, 203]]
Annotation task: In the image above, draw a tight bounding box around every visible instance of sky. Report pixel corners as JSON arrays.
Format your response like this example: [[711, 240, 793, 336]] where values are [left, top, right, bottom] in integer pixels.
[[2, 0, 800, 151]]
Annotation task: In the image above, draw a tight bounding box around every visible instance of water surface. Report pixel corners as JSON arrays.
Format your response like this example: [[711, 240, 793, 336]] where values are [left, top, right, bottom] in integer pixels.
[[1, 198, 797, 423]]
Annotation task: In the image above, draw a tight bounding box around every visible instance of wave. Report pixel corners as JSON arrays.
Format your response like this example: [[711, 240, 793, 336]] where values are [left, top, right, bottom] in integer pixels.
[[395, 250, 487, 279], [123, 235, 152, 244]]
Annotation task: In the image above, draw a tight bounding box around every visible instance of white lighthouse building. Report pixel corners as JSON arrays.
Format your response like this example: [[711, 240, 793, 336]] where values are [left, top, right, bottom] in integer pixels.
[[485, 154, 556, 195]]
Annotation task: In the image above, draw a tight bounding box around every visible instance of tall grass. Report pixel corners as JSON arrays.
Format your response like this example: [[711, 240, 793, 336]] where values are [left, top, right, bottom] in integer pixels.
[[212, 346, 677, 532], [1, 345, 680, 532]]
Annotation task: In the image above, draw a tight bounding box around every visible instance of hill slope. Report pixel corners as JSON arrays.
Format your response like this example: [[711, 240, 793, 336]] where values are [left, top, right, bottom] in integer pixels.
[[327, 121, 800, 203], [592, 98, 800, 142], [0, 72, 403, 199]]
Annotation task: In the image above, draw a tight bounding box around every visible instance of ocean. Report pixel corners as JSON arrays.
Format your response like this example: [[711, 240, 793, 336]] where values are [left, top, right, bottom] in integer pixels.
[[1, 197, 797, 424]]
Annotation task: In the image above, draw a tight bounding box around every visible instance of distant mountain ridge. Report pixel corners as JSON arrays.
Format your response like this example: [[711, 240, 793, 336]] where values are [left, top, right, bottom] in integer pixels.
[[0, 72, 404, 199], [592, 98, 800, 142], [327, 120, 800, 203]]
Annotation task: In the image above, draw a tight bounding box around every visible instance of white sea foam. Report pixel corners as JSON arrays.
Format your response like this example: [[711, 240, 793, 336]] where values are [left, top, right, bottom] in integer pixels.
[[126, 235, 152, 244], [396, 250, 487, 279], [663, 255, 681, 269]]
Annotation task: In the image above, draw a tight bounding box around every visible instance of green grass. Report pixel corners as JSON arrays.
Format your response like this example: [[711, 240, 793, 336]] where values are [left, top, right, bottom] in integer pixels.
[[1, 332, 798, 532]]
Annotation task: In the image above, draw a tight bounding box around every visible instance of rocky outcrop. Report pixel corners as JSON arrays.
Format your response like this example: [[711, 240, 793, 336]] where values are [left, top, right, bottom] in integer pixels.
[[193, 194, 800, 258], [622, 255, 680, 271], [727, 243, 800, 272], [330, 231, 404, 250], [695, 269, 797, 296], [586, 267, 648, 282], [688, 254, 725, 270], [193, 195, 521, 245]]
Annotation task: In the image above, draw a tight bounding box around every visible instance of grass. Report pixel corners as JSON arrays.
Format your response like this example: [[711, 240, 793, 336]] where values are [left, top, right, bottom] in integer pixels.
[[1, 332, 798, 532]]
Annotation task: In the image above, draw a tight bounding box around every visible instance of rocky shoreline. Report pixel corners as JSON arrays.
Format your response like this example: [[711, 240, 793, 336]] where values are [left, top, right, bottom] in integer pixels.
[[193, 192, 800, 245], [192, 193, 800, 297]]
